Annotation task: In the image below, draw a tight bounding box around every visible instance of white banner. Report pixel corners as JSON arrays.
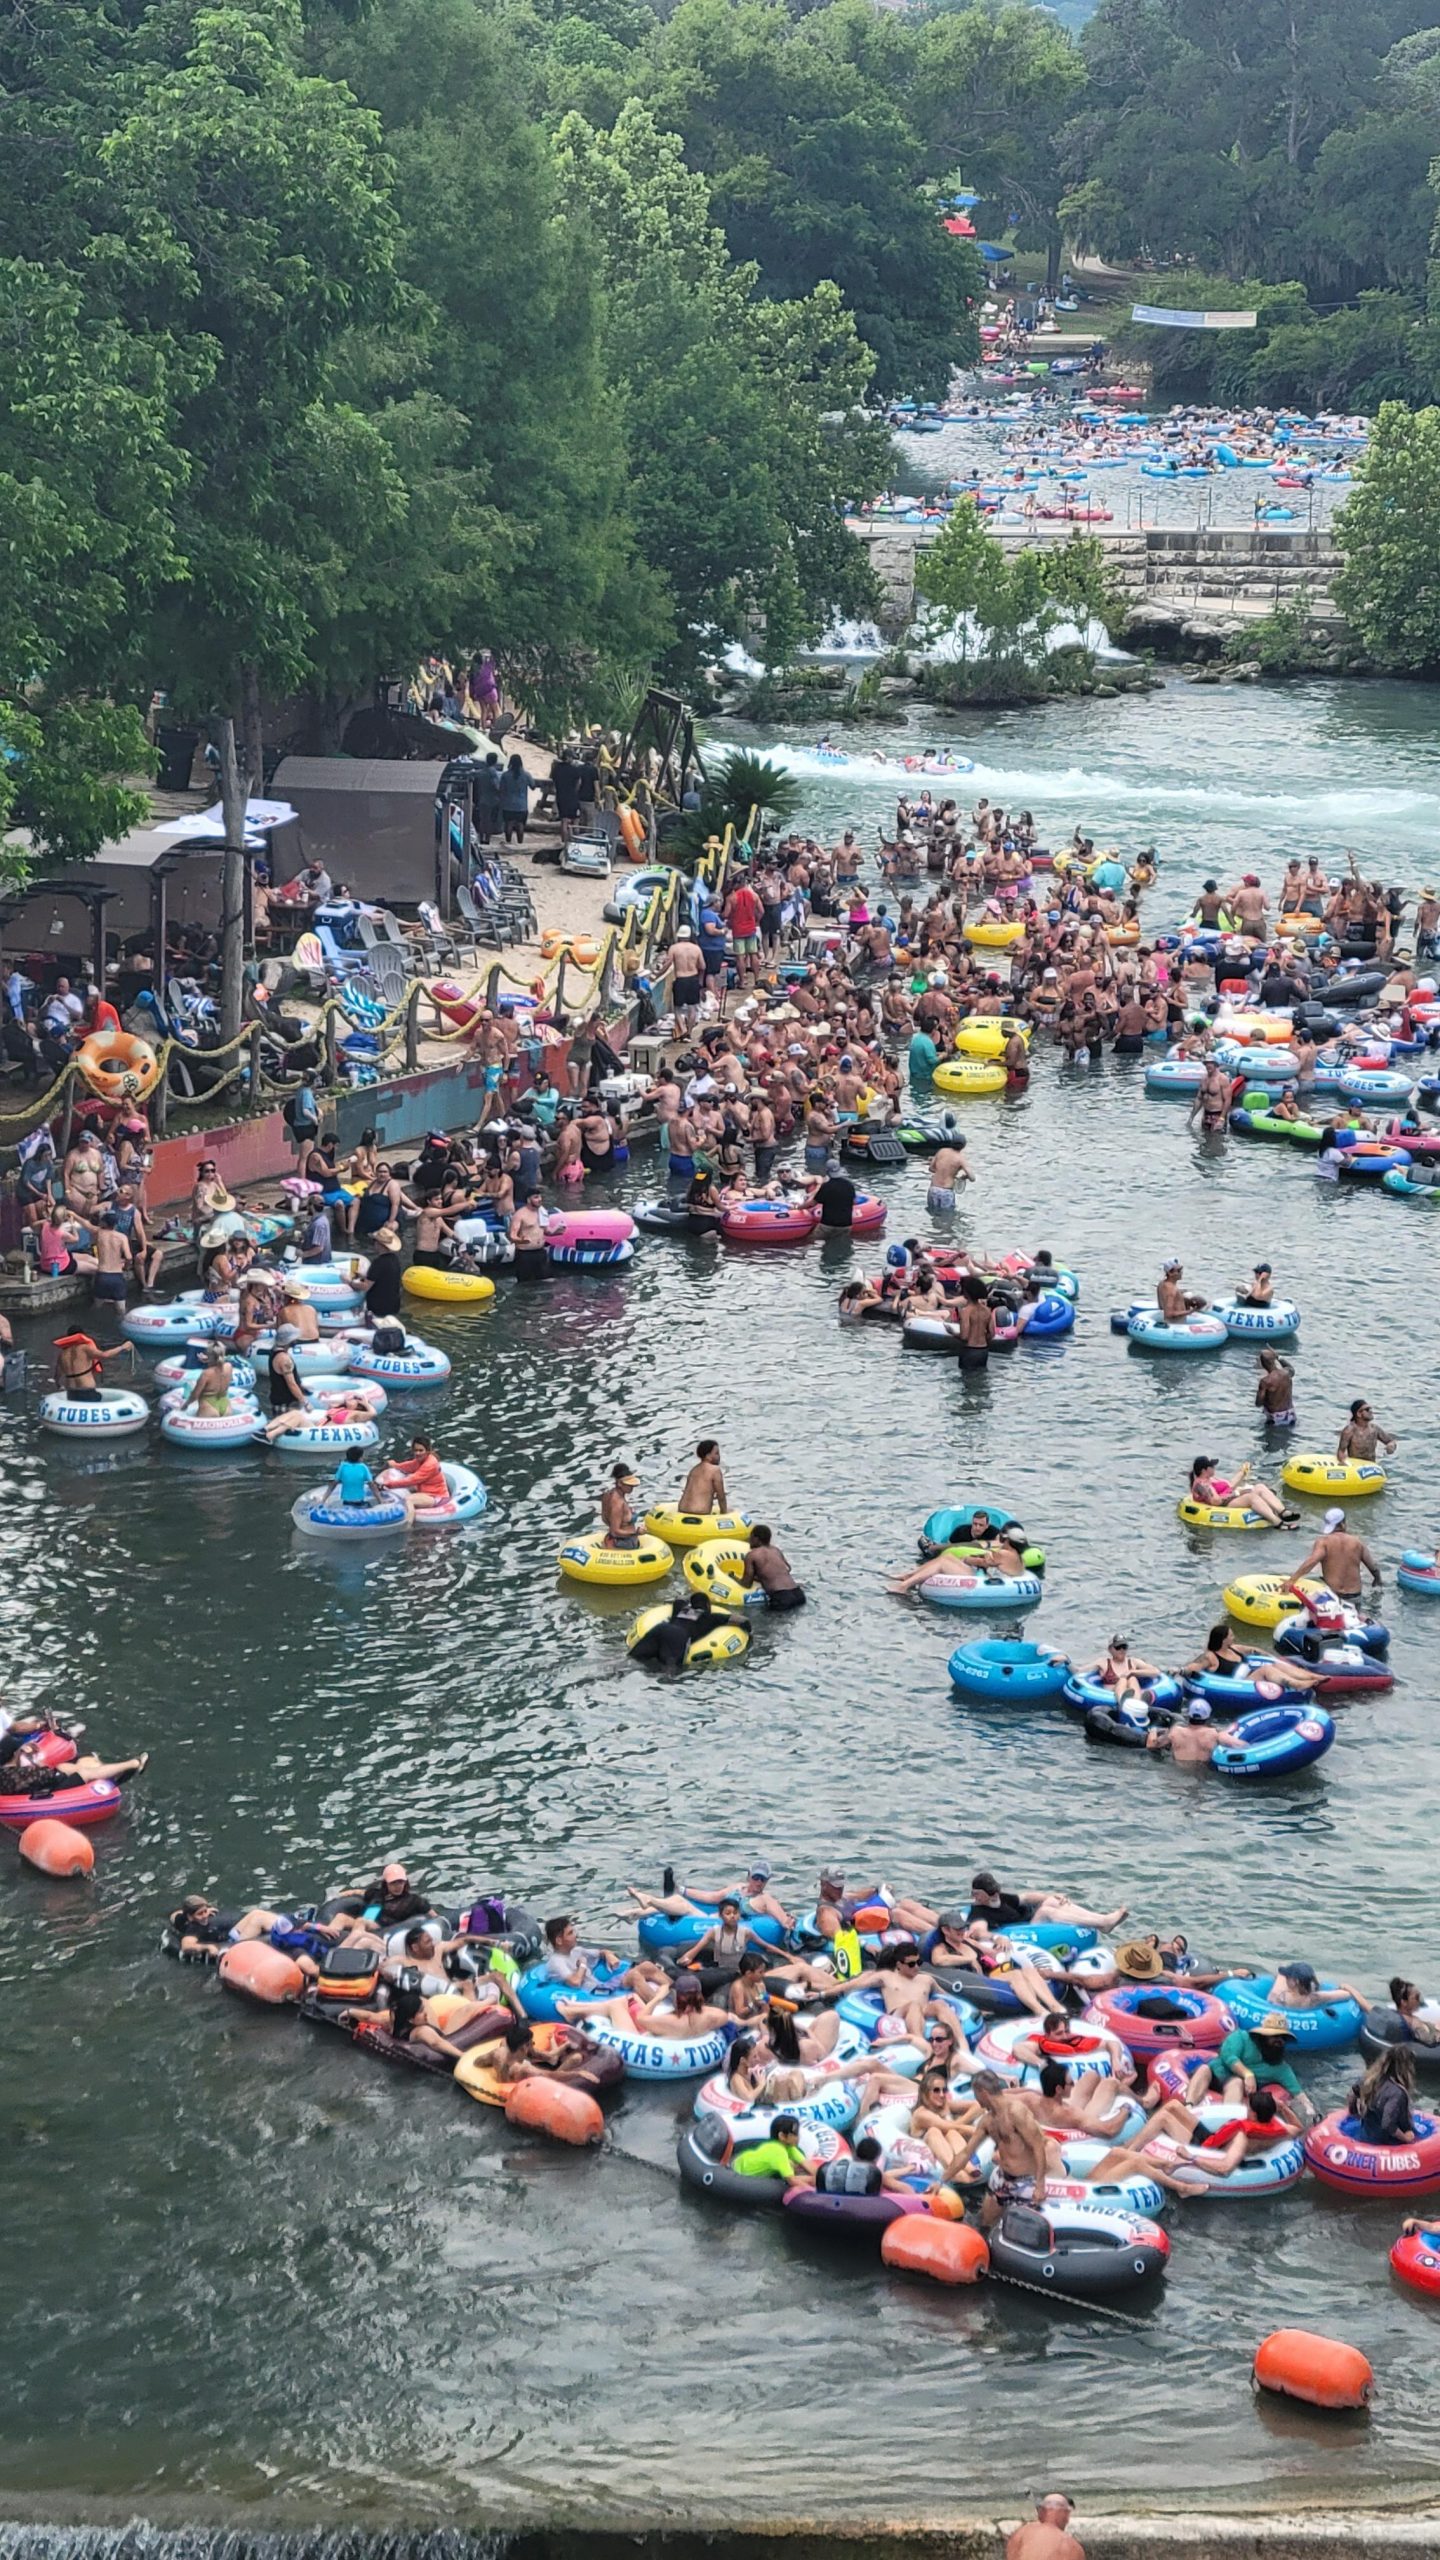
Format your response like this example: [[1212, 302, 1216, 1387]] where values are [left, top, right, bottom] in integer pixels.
[[1131, 303, 1258, 330]]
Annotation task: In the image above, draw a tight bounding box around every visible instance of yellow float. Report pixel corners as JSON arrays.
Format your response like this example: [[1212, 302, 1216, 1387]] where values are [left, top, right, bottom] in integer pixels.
[[932, 1060, 1007, 1097], [1105, 923, 1140, 947], [626, 1604, 751, 1668], [456, 2021, 572, 2107], [963, 920, 1025, 949], [1177, 1498, 1273, 1533], [953, 1016, 1030, 1060], [682, 1536, 755, 1607], [1216, 1014, 1294, 1045], [538, 930, 602, 967], [558, 1533, 673, 1586], [1223, 1574, 1328, 1628], [402, 1266, 496, 1305], [1281, 1455, 1387, 1500], [643, 1507, 754, 1549]]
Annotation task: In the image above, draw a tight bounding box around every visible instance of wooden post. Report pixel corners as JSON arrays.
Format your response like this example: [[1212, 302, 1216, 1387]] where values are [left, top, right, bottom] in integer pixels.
[[216, 713, 247, 1042], [247, 1023, 264, 1101], [405, 982, 420, 1073], [323, 1003, 338, 1090]]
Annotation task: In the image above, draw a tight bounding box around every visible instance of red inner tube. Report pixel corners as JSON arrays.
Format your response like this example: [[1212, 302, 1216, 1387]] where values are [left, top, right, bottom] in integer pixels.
[[0, 1779, 121, 1830], [1088, 1986, 1233, 2054]]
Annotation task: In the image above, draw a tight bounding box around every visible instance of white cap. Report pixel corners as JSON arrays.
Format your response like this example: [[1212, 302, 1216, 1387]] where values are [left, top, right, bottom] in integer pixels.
[[1323, 1506, 1345, 1528]]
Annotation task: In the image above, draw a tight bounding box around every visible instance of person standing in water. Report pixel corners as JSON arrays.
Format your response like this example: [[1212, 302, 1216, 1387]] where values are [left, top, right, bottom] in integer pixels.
[[679, 1440, 729, 1515], [1255, 1349, 1296, 1428]]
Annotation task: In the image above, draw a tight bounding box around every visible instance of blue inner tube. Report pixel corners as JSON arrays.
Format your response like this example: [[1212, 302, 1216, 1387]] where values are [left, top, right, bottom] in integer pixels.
[[1213, 1972, 1363, 2049], [1024, 1294, 1074, 1339], [920, 1497, 1018, 1550], [949, 1638, 1071, 1701], [516, 1958, 632, 2020], [1209, 1704, 1335, 1778], [1063, 1673, 1181, 1715], [638, 1901, 785, 1953]]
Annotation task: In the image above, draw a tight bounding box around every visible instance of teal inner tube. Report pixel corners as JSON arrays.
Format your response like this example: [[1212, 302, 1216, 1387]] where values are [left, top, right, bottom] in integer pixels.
[[948, 1638, 1071, 1701]]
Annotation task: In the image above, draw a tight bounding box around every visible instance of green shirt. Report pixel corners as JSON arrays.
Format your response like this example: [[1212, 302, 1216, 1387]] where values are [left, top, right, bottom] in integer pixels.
[[733, 2138, 807, 2180], [1217, 2027, 1302, 2097]]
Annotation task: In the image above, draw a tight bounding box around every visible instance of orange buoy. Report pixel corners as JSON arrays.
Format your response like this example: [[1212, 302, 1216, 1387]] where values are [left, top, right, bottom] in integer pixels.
[[1253, 2328, 1374, 2411], [927, 2184, 968, 2222], [18, 1818, 95, 1879], [882, 2217, 989, 2284], [217, 1941, 305, 2006], [503, 2076, 604, 2147]]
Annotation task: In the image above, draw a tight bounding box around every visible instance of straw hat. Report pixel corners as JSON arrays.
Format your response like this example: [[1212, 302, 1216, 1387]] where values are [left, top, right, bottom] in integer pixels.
[[1114, 1940, 1165, 1981]]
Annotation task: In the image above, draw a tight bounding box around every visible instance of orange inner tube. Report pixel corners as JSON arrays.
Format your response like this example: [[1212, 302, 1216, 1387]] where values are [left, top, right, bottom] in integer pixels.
[[76, 1027, 160, 1102]]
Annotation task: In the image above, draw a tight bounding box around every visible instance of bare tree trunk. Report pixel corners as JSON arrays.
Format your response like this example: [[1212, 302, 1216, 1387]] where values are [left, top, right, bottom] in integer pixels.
[[217, 713, 247, 1043], [241, 661, 264, 802]]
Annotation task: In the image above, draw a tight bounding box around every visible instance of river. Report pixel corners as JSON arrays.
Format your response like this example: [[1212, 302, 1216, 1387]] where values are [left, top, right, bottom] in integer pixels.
[[3, 675, 1440, 2532]]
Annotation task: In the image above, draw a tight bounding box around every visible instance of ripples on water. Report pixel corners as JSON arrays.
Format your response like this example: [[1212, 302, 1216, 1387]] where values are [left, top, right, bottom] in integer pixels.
[[2, 681, 1439, 2520]]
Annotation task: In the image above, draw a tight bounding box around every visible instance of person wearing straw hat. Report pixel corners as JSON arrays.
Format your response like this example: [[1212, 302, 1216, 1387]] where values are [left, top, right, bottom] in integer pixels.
[[280, 1279, 321, 1345]]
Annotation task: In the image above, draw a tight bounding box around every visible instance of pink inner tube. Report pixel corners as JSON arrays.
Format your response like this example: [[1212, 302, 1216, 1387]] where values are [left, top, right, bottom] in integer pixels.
[[723, 1203, 822, 1244], [0, 1779, 122, 1831], [545, 1209, 635, 1247], [850, 1196, 887, 1234], [1084, 1987, 1233, 2057], [1305, 2109, 1440, 2198]]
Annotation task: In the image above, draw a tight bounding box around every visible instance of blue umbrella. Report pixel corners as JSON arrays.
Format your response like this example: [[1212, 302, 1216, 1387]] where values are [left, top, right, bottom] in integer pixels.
[[980, 243, 1013, 262]]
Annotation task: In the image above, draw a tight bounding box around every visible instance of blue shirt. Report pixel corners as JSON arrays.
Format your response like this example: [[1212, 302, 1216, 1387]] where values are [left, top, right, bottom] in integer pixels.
[[336, 1459, 374, 1505]]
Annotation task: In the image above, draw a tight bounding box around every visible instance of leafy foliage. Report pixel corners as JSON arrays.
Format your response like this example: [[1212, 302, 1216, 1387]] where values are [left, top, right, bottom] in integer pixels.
[[1334, 404, 1440, 672]]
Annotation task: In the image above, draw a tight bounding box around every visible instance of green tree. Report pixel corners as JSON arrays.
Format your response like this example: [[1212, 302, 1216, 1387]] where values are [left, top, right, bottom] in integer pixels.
[[909, 4, 1087, 293], [648, 0, 980, 397], [93, 0, 406, 763], [1037, 532, 1127, 641], [1334, 402, 1440, 671], [0, 701, 154, 877], [555, 101, 888, 661]]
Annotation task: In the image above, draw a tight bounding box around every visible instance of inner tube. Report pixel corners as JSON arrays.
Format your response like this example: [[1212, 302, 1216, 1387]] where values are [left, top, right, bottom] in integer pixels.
[[1083, 1704, 1156, 1747], [39, 1391, 150, 1438], [988, 2199, 1168, 2297], [1212, 1972, 1362, 2051], [1064, 1673, 1182, 1716], [948, 1639, 1070, 1702], [0, 1778, 122, 1831], [1359, 2006, 1440, 2074], [1127, 1312, 1229, 1352], [290, 1487, 410, 1538], [1209, 1704, 1335, 1778], [1304, 2108, 1440, 2197], [581, 2007, 728, 2081], [1085, 1986, 1231, 2056], [676, 2113, 846, 2207]]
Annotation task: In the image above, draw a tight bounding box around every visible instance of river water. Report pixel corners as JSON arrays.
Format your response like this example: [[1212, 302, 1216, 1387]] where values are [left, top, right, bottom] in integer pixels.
[[4, 676, 1440, 2530]]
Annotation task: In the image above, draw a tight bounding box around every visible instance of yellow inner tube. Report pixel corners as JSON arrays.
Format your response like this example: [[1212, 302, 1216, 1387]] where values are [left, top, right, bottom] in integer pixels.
[[683, 1536, 753, 1608], [456, 2021, 568, 2107], [954, 1017, 1031, 1060], [933, 1060, 1007, 1097], [1177, 1498, 1272, 1532], [401, 1266, 496, 1305], [558, 1533, 673, 1586], [1281, 1456, 1387, 1498], [1223, 1574, 1327, 1628], [964, 920, 1024, 948], [1105, 923, 1140, 946], [643, 1507, 754, 1549], [627, 1604, 751, 1668]]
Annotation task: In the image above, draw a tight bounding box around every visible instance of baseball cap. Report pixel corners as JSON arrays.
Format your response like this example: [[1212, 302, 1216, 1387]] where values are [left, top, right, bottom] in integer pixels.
[[747, 1859, 773, 1882], [1323, 1506, 1345, 1529], [1186, 1699, 1212, 1722], [1279, 1960, 1318, 1990]]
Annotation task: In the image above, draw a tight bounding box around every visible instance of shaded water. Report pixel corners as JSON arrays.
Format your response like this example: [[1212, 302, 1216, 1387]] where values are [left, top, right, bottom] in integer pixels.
[[3, 677, 1440, 2525]]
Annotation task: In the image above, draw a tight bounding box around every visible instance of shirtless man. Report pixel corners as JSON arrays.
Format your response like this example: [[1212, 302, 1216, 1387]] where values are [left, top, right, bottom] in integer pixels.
[[949, 2072, 1053, 2228], [1186, 1060, 1233, 1136], [1336, 1398, 1397, 1462], [1019, 2058, 1136, 2140], [1147, 1698, 1235, 1764], [599, 1463, 641, 1549], [679, 1439, 729, 1515], [90, 1213, 133, 1306], [552, 1114, 584, 1185], [739, 1525, 805, 1612], [1005, 2495, 1086, 2560], [1255, 1349, 1297, 1427], [1156, 1258, 1206, 1320], [1229, 874, 1268, 936], [927, 1140, 971, 1216], [1290, 1510, 1383, 1602]]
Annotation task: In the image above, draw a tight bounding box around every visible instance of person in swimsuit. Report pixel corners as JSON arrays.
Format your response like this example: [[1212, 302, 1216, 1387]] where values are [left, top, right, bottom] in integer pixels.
[[89, 1212, 133, 1305], [678, 1440, 729, 1515], [927, 1138, 970, 1215], [1255, 1349, 1297, 1428], [1187, 1455, 1297, 1526], [599, 1463, 641, 1549], [50, 1331, 134, 1402], [948, 2073, 1052, 2223], [739, 1526, 805, 1611], [558, 1973, 730, 2039], [1336, 1398, 1397, 1462], [1289, 1509, 1383, 1601]]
